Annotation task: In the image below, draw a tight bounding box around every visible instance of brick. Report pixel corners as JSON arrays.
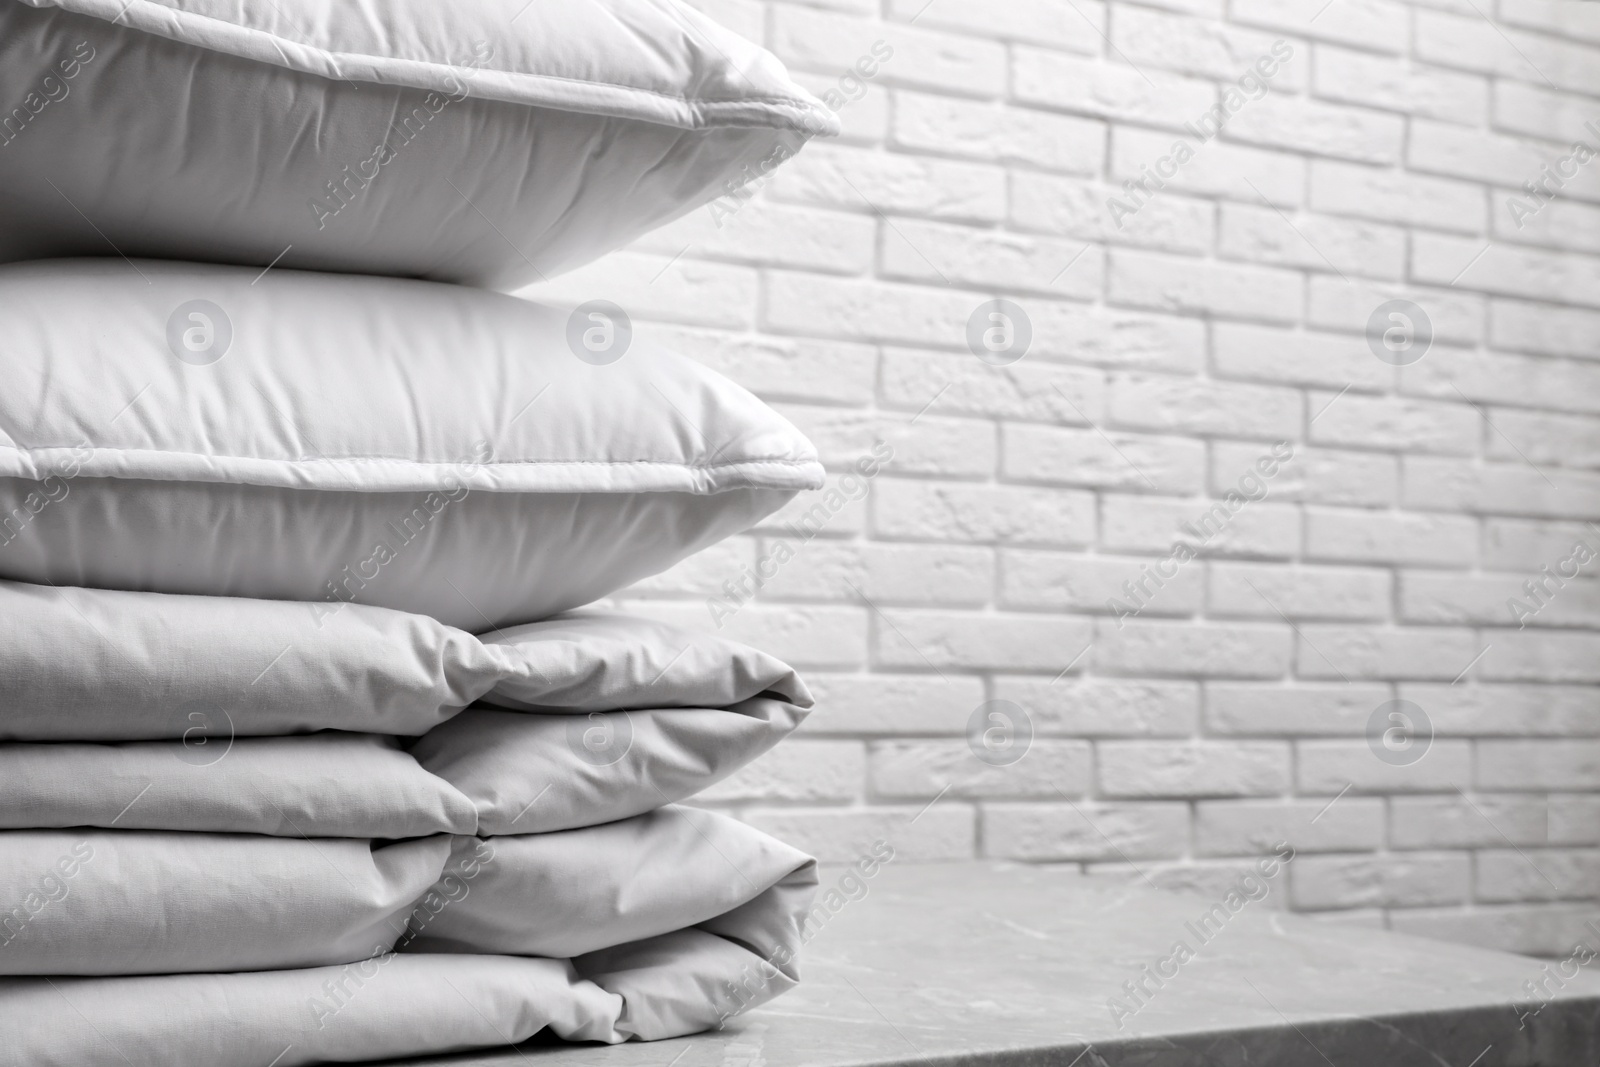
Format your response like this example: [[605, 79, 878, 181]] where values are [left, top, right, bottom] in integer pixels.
[[887, 0, 1104, 53], [1212, 442, 1397, 508], [1111, 5, 1308, 88], [1498, 0, 1600, 43], [1390, 794, 1551, 849], [699, 740, 865, 803], [763, 272, 977, 345], [1094, 619, 1292, 677], [1400, 347, 1600, 416], [1196, 797, 1384, 855], [1109, 248, 1304, 324], [871, 479, 1096, 547], [879, 348, 1107, 424], [1306, 275, 1484, 346], [880, 218, 1105, 301], [1551, 795, 1600, 844], [1110, 126, 1304, 207], [1479, 632, 1600, 683], [771, 7, 1006, 97], [1230, 0, 1410, 53], [992, 677, 1199, 737], [981, 801, 1190, 861], [1414, 9, 1600, 96], [1209, 562, 1391, 621], [1403, 456, 1600, 520], [1107, 374, 1301, 439], [1402, 570, 1600, 629], [892, 91, 1105, 174], [757, 540, 993, 606], [1298, 739, 1474, 793], [1098, 740, 1290, 797], [1492, 80, 1600, 143], [1011, 171, 1217, 255], [757, 475, 868, 540], [1479, 741, 1600, 791], [999, 549, 1204, 616], [1218, 202, 1405, 280], [1312, 47, 1486, 126], [1415, 232, 1600, 309], [1013, 48, 1218, 130], [1223, 94, 1405, 165], [1213, 322, 1392, 392], [1309, 393, 1481, 456], [1479, 848, 1600, 903], [741, 806, 975, 863], [635, 199, 875, 274], [1100, 495, 1300, 558], [1498, 195, 1600, 257], [1308, 160, 1485, 234], [1484, 518, 1600, 569], [1003, 424, 1206, 495], [1292, 852, 1469, 909], [1400, 683, 1600, 737], [802, 673, 985, 735], [646, 326, 877, 406], [1206, 682, 1391, 736], [1306, 507, 1478, 566], [1410, 120, 1600, 200], [1294, 625, 1480, 681], [777, 403, 995, 478], [869, 739, 1091, 798], [771, 141, 1005, 223], [872, 610, 1094, 672], [1026, 304, 1207, 373]]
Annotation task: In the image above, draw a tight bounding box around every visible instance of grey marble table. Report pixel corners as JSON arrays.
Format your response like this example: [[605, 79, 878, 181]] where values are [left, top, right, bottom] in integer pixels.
[[360, 862, 1600, 1067]]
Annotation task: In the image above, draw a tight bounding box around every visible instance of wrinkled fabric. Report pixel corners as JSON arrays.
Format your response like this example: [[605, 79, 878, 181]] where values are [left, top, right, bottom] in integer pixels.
[[0, 261, 822, 630], [0, 944, 790, 1066], [0, 810, 814, 979], [0, 0, 835, 287], [0, 580, 810, 742]]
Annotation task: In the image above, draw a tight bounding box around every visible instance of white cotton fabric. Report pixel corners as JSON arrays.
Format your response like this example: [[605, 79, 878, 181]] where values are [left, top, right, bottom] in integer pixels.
[[0, 703, 805, 837], [0, 811, 814, 979], [0, 941, 795, 1066], [0, 260, 822, 630], [0, 579, 809, 744], [0, 0, 835, 287]]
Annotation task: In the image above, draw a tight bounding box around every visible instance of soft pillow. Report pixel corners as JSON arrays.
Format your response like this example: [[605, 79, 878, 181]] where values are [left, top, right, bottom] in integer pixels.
[[0, 0, 835, 287], [0, 260, 822, 630]]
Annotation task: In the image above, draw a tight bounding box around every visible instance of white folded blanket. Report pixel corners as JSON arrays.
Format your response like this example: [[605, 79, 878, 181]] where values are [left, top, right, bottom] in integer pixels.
[[0, 809, 813, 977], [0, 580, 808, 740], [2, 938, 791, 1067], [0, 697, 802, 837]]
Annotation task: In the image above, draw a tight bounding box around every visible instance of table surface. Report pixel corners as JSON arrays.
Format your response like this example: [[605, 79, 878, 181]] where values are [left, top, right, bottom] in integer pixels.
[[362, 861, 1600, 1067]]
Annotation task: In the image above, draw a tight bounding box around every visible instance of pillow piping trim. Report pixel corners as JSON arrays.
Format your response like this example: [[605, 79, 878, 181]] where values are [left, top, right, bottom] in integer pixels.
[[14, 0, 841, 136], [0, 446, 827, 495]]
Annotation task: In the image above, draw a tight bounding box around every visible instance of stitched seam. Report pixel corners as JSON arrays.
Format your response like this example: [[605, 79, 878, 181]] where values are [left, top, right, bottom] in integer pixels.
[[66, 0, 826, 114]]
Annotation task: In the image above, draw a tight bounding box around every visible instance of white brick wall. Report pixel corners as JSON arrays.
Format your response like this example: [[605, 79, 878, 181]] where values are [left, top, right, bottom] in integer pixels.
[[527, 0, 1600, 956]]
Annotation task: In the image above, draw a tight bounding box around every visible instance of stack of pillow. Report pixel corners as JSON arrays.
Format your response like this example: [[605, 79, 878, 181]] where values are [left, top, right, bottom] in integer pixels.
[[0, 1, 838, 1064]]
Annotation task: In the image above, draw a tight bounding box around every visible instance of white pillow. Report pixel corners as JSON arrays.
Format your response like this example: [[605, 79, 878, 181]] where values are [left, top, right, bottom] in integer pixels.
[[0, 0, 835, 287], [0, 260, 822, 630]]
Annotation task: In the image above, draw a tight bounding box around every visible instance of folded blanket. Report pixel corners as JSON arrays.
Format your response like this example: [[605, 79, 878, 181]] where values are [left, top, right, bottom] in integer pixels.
[[0, 809, 813, 977], [0, 697, 802, 837], [1, 938, 795, 1067], [0, 580, 809, 740]]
